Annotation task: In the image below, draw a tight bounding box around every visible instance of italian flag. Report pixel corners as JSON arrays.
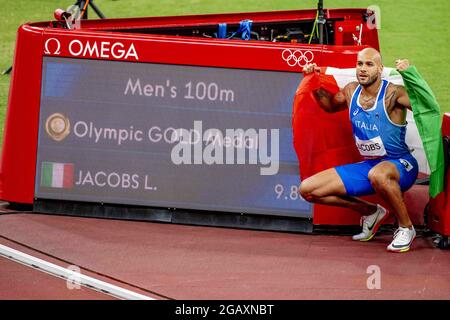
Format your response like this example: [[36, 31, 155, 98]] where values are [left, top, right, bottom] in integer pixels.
[[41, 162, 74, 188], [293, 66, 444, 198]]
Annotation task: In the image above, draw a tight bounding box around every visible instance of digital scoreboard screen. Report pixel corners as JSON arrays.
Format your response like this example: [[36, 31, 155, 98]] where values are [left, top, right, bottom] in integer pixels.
[[35, 57, 312, 218]]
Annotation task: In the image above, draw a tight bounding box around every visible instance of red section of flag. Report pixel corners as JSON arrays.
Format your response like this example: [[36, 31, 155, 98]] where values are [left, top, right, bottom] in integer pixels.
[[292, 70, 361, 180], [63, 163, 74, 188]]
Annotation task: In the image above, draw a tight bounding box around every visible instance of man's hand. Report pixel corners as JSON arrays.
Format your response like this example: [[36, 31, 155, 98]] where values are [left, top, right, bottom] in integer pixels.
[[394, 59, 412, 110], [303, 63, 320, 74], [395, 59, 410, 72]]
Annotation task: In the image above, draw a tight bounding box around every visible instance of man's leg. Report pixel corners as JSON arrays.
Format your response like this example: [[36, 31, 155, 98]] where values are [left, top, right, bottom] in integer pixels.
[[367, 161, 412, 228], [300, 164, 392, 242], [368, 160, 417, 252], [299, 167, 378, 215]]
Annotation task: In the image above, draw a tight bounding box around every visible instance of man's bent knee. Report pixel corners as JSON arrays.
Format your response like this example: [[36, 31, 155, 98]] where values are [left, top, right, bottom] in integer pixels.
[[368, 161, 400, 191], [299, 179, 331, 202], [368, 171, 397, 192], [299, 177, 327, 202], [299, 169, 347, 202], [299, 179, 315, 202]]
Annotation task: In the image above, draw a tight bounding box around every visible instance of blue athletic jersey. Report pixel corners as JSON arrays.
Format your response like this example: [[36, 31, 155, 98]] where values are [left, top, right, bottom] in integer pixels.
[[349, 79, 410, 159]]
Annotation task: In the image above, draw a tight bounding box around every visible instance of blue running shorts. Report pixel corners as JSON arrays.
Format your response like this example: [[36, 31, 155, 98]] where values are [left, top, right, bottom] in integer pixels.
[[334, 153, 419, 197]]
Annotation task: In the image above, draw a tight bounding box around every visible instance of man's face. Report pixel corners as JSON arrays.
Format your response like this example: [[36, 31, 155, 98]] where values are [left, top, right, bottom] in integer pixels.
[[356, 54, 382, 87]]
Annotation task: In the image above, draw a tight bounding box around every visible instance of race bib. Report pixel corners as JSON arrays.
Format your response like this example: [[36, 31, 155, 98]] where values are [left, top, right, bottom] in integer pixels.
[[355, 136, 387, 157]]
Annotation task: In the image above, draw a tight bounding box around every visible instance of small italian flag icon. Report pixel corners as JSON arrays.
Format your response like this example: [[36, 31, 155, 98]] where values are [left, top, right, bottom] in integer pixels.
[[41, 162, 74, 188]]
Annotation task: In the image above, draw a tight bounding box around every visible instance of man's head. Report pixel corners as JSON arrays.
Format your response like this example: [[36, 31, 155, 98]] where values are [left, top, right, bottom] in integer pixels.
[[356, 48, 383, 87]]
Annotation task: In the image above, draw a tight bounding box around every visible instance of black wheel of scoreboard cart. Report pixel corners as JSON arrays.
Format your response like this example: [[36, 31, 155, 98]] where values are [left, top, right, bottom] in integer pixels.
[[437, 236, 449, 250]]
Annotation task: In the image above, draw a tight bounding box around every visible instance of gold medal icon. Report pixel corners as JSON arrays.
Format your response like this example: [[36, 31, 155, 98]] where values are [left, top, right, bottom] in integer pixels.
[[45, 113, 70, 141]]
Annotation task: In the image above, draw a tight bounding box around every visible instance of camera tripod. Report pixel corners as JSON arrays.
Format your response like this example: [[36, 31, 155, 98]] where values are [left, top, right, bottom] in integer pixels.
[[3, 0, 106, 75], [67, 0, 106, 20]]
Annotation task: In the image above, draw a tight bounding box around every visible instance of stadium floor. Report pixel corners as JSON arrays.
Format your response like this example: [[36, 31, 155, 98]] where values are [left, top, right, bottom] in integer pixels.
[[0, 211, 449, 300]]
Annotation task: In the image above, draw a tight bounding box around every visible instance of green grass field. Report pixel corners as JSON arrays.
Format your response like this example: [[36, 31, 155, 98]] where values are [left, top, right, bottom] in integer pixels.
[[0, 0, 449, 147]]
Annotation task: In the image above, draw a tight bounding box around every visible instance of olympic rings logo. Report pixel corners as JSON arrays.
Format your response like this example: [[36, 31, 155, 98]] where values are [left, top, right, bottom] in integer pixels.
[[282, 49, 314, 67]]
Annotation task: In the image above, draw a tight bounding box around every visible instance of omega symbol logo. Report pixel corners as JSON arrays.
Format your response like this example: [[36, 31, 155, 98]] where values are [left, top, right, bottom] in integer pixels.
[[44, 38, 61, 55]]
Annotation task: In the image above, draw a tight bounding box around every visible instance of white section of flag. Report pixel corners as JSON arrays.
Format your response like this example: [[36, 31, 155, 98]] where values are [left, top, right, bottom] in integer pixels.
[[52, 163, 65, 188]]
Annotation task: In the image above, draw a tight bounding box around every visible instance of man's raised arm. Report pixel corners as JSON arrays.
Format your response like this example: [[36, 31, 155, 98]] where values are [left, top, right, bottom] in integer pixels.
[[395, 59, 412, 110], [303, 63, 349, 113]]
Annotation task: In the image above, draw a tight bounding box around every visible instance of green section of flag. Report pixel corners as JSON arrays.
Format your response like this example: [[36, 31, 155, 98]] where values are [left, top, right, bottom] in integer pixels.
[[399, 66, 445, 198], [41, 162, 53, 187]]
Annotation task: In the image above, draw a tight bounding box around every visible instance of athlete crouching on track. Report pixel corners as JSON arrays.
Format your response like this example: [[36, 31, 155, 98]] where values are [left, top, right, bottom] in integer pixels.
[[299, 48, 419, 253]]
